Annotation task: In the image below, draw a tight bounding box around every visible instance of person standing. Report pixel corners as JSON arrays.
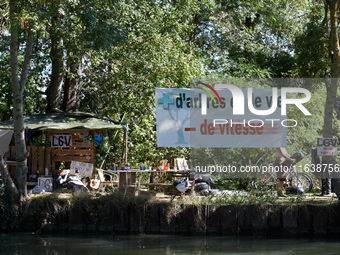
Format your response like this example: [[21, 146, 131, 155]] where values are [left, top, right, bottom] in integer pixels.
[[311, 147, 331, 196]]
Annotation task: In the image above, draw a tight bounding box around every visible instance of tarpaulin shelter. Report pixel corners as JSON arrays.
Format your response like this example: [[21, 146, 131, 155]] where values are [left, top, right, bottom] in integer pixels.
[[0, 112, 122, 130], [0, 112, 122, 176], [0, 130, 13, 157]]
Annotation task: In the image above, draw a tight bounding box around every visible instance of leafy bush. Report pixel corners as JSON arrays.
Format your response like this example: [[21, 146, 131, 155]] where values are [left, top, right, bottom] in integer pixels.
[[212, 177, 252, 191], [0, 186, 19, 231]]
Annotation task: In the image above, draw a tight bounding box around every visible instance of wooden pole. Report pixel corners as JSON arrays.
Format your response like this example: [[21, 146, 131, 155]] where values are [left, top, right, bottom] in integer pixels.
[[124, 124, 128, 164]]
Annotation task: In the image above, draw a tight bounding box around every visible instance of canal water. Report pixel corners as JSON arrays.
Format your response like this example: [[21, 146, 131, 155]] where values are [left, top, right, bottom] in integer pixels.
[[0, 233, 339, 254]]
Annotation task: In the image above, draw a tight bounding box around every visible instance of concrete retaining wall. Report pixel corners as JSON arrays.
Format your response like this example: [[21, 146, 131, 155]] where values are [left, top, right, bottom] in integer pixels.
[[21, 202, 340, 237]]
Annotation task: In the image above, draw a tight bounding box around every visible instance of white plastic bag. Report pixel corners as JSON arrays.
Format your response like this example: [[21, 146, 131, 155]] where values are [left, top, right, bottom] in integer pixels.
[[174, 178, 191, 192]]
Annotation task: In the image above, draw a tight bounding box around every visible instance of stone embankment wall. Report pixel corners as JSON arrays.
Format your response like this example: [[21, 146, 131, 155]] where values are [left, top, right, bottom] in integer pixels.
[[21, 202, 340, 237]]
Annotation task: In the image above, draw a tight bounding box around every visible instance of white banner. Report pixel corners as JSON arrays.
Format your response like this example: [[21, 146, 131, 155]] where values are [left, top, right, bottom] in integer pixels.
[[156, 88, 287, 148]]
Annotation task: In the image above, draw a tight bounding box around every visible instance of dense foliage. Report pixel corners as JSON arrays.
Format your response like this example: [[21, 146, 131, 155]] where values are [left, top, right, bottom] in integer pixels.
[[0, 0, 339, 171]]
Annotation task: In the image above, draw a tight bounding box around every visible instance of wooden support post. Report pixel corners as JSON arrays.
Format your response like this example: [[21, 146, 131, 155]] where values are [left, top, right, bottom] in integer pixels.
[[38, 147, 44, 174], [124, 124, 128, 165], [45, 147, 52, 173], [31, 147, 38, 174]]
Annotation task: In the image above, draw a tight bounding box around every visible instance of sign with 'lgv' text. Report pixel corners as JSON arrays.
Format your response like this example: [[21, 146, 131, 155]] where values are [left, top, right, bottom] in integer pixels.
[[51, 134, 72, 148], [317, 138, 337, 156]]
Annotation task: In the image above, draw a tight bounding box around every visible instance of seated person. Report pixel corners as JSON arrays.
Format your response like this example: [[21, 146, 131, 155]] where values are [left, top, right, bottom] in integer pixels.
[[275, 148, 296, 197]]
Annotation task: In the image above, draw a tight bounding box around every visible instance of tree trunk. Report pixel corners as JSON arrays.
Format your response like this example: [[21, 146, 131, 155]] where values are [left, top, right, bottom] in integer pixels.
[[9, 0, 34, 202], [63, 56, 81, 112], [325, 0, 340, 199], [0, 156, 19, 197], [47, 12, 63, 112]]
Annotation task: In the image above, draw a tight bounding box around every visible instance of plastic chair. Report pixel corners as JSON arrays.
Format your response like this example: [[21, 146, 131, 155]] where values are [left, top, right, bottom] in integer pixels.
[[94, 169, 119, 192]]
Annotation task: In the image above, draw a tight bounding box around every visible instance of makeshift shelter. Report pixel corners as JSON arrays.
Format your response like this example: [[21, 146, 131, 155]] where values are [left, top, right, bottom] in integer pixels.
[[0, 112, 122, 179]]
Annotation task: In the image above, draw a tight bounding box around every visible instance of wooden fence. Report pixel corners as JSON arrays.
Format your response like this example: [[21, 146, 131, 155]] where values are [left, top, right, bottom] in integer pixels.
[[4, 130, 95, 177]]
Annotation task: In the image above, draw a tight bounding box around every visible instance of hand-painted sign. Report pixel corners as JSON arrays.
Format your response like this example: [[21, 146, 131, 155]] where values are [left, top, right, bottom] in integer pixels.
[[38, 177, 53, 192], [70, 161, 93, 178], [51, 134, 72, 148], [317, 138, 337, 156]]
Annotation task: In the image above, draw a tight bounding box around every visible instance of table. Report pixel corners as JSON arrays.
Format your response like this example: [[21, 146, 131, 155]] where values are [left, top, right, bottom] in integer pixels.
[[110, 169, 193, 195]]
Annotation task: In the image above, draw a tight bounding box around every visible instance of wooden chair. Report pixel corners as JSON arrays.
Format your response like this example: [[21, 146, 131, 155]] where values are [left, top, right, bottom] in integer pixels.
[[93, 169, 119, 192]]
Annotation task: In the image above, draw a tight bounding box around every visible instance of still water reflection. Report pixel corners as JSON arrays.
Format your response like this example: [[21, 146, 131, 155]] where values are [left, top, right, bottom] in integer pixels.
[[0, 233, 339, 255]]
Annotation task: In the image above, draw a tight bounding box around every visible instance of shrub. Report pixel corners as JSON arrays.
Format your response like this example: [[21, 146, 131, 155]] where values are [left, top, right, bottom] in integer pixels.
[[0, 186, 19, 231]]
